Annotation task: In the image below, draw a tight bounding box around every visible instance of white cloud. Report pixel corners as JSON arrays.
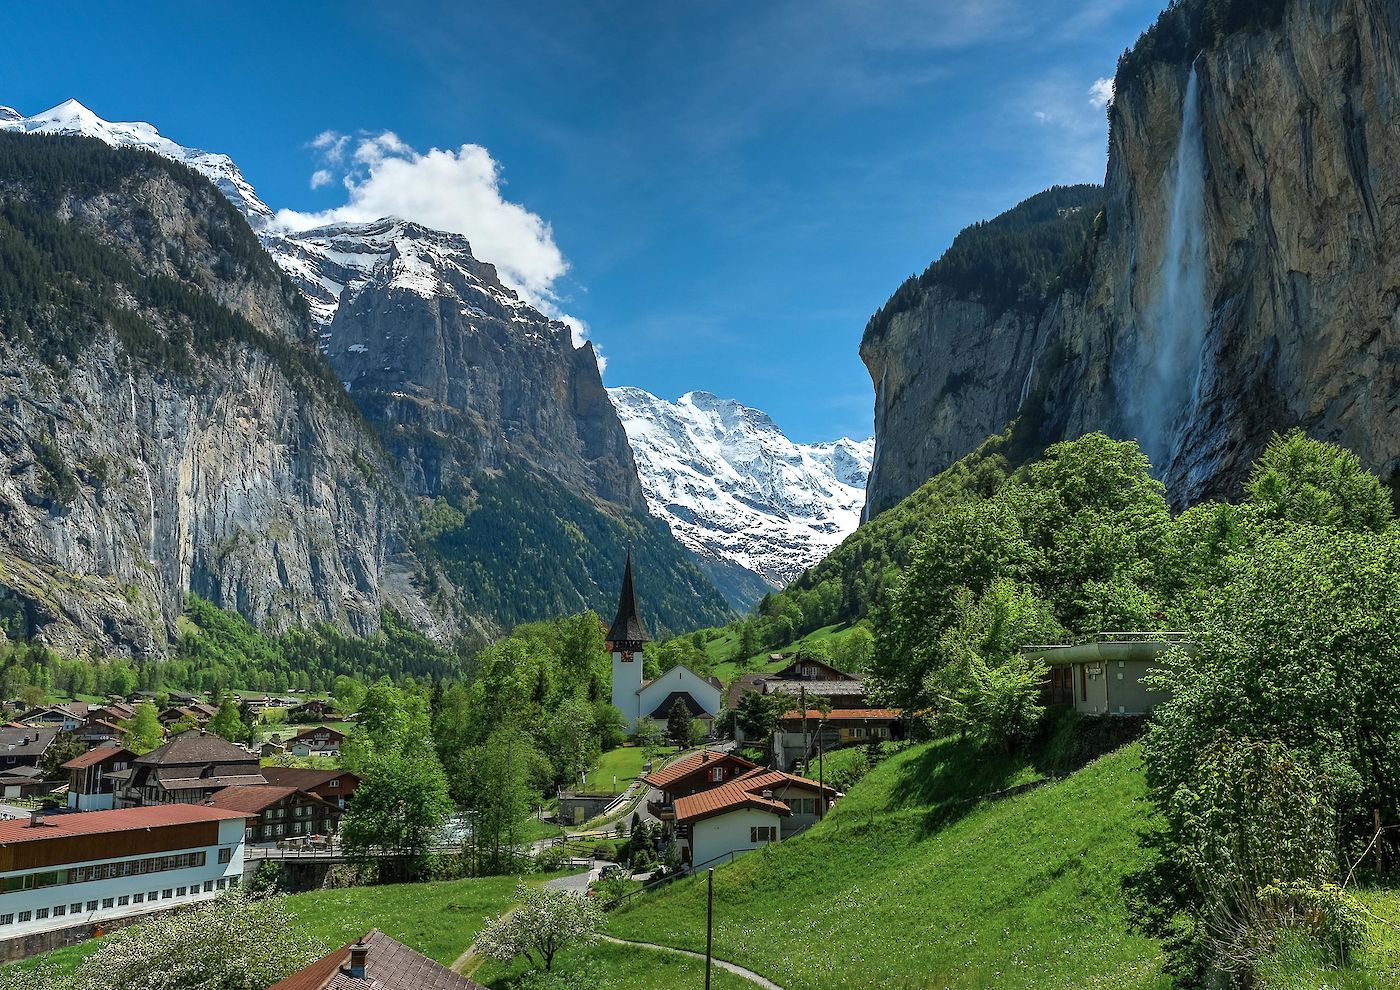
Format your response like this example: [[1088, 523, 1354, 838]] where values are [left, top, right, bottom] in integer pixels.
[[1088, 77, 1115, 109], [279, 131, 589, 348], [561, 314, 606, 374]]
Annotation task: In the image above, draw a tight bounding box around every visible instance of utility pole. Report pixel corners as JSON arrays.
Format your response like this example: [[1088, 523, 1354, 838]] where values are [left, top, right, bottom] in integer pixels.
[[818, 721, 825, 820], [705, 868, 715, 990], [799, 685, 807, 773]]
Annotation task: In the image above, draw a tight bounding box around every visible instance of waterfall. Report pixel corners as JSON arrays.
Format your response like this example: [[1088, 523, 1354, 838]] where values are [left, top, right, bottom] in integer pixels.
[[1135, 65, 1208, 470]]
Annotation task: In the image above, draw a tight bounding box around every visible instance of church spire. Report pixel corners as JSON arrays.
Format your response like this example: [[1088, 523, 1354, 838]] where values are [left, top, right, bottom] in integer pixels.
[[607, 551, 650, 646]]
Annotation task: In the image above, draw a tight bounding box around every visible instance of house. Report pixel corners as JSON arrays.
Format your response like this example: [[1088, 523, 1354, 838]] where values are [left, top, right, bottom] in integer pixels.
[[287, 726, 346, 758], [771, 708, 904, 771], [15, 703, 90, 733], [673, 767, 839, 869], [0, 767, 48, 800], [62, 744, 136, 811], [260, 740, 287, 758], [640, 749, 760, 820], [287, 699, 337, 723], [204, 785, 342, 845], [1023, 632, 1189, 716], [158, 702, 218, 728], [261, 767, 360, 809], [608, 555, 722, 732], [268, 928, 486, 990], [0, 726, 58, 771], [0, 804, 249, 958], [114, 730, 266, 807], [727, 659, 870, 746]]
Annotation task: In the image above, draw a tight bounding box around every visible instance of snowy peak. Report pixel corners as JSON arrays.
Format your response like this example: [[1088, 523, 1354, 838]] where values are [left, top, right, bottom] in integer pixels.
[[0, 100, 274, 226], [608, 386, 873, 596]]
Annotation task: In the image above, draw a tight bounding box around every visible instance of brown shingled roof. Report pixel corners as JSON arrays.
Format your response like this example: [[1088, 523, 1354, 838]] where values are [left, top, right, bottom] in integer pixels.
[[640, 749, 758, 790], [61, 744, 134, 770], [673, 780, 791, 824], [204, 785, 303, 814], [779, 708, 902, 721], [268, 929, 486, 990]]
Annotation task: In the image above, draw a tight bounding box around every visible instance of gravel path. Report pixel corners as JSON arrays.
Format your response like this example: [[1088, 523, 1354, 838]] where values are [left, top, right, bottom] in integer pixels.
[[596, 934, 786, 990]]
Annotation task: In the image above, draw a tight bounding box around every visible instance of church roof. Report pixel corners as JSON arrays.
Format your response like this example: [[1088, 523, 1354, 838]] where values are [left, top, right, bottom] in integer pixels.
[[607, 553, 650, 644]]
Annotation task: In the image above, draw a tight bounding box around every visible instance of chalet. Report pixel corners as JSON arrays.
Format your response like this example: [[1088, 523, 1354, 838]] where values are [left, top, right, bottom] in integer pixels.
[[0, 804, 249, 958], [287, 699, 337, 722], [62, 744, 135, 811], [114, 730, 266, 807], [1024, 632, 1189, 716], [158, 702, 219, 728], [641, 749, 760, 820], [287, 726, 346, 758], [728, 658, 869, 744], [0, 767, 47, 800], [269, 928, 486, 990], [673, 767, 839, 868], [771, 708, 904, 770], [204, 785, 341, 845], [608, 555, 722, 732], [0, 726, 58, 770], [261, 767, 360, 809], [16, 703, 90, 733]]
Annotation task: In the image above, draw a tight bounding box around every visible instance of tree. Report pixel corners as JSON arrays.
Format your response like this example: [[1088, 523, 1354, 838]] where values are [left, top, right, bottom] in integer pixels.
[[734, 691, 785, 747], [207, 695, 248, 744], [832, 625, 875, 673], [341, 748, 453, 875], [458, 726, 537, 873], [1244, 428, 1393, 533], [477, 882, 604, 972], [666, 698, 692, 750], [634, 717, 664, 755], [592, 702, 627, 751], [39, 731, 86, 779], [120, 700, 164, 754], [546, 698, 599, 788], [69, 890, 324, 990]]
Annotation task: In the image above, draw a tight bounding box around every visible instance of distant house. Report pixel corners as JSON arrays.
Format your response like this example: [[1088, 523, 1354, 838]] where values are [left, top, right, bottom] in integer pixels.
[[16, 703, 90, 733], [0, 726, 58, 770], [261, 767, 360, 809], [0, 766, 47, 800], [63, 744, 136, 811], [287, 699, 336, 722], [114, 730, 266, 807], [204, 785, 342, 845], [268, 929, 486, 990], [771, 708, 904, 771], [287, 726, 346, 758], [641, 750, 760, 821], [673, 767, 839, 868], [728, 658, 870, 746], [607, 555, 722, 731], [1024, 632, 1188, 717], [158, 702, 219, 728]]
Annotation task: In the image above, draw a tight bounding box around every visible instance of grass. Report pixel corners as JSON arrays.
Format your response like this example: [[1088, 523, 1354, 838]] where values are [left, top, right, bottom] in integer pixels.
[[608, 730, 1171, 990], [472, 939, 758, 989], [518, 815, 564, 843], [582, 744, 651, 792], [1252, 889, 1400, 989], [708, 623, 852, 686]]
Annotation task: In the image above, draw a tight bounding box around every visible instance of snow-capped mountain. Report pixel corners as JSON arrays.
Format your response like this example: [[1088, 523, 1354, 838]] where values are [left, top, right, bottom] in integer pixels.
[[0, 99, 274, 226], [609, 387, 873, 600]]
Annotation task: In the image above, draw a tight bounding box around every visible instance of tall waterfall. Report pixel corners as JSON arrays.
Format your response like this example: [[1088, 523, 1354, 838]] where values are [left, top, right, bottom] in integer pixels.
[[1135, 65, 1208, 470]]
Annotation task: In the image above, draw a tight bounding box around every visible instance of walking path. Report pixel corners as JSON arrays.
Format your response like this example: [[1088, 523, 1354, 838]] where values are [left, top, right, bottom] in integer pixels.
[[597, 935, 786, 990]]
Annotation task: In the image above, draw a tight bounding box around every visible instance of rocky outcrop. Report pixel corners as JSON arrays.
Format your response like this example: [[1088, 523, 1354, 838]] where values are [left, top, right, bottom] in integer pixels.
[[864, 0, 1400, 513], [0, 138, 445, 655]]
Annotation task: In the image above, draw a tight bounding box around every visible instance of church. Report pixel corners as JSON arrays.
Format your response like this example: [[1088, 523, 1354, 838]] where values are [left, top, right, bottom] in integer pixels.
[[608, 554, 722, 732]]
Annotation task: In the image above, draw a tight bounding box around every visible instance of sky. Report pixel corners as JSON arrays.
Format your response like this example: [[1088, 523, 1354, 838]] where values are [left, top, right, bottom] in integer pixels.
[[1, 0, 1163, 443]]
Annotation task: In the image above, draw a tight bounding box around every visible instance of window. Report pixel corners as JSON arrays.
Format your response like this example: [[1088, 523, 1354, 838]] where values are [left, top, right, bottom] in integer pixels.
[[53, 905, 65, 917], [217, 847, 232, 864], [133, 893, 144, 904], [162, 890, 172, 900], [216, 879, 226, 890], [0, 915, 12, 925], [117, 895, 129, 906], [203, 880, 213, 892], [34, 908, 48, 920], [176, 887, 187, 897], [709, 767, 724, 782], [18, 912, 31, 923], [749, 826, 777, 843], [101, 898, 114, 909], [328, 779, 339, 788], [71, 903, 82, 914], [86, 901, 98, 912]]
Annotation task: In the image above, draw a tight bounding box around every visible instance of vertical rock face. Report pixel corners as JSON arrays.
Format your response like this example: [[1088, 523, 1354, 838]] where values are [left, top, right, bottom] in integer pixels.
[[0, 138, 442, 655], [267, 219, 644, 508], [864, 0, 1400, 513]]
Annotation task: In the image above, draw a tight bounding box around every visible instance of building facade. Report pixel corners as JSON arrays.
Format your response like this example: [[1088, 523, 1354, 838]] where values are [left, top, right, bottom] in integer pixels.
[[1023, 633, 1188, 716], [204, 785, 342, 845], [0, 805, 249, 953], [114, 730, 266, 807], [63, 745, 135, 812]]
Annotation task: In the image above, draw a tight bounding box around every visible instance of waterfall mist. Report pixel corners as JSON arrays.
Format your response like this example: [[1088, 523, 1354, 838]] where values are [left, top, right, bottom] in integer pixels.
[[1132, 65, 1209, 471]]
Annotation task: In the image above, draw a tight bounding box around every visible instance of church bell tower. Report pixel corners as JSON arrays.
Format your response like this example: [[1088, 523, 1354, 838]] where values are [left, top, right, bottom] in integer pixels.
[[607, 552, 650, 731]]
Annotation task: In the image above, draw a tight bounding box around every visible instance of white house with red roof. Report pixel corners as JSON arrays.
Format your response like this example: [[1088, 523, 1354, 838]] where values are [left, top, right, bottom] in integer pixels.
[[0, 804, 250, 955], [672, 767, 839, 869], [607, 554, 722, 732]]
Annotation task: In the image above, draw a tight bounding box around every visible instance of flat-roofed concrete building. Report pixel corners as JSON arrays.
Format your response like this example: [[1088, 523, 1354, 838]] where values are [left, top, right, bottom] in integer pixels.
[[0, 805, 250, 960], [1023, 632, 1190, 716]]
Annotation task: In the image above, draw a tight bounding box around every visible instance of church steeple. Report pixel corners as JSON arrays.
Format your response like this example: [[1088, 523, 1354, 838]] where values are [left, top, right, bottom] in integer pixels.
[[606, 552, 650, 648]]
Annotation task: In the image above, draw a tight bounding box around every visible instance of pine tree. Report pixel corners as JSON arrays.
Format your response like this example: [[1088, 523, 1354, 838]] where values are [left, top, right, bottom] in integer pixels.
[[666, 698, 692, 751]]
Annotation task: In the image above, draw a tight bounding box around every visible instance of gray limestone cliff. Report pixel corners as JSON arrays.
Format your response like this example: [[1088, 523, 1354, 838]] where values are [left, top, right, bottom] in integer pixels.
[[863, 0, 1400, 515]]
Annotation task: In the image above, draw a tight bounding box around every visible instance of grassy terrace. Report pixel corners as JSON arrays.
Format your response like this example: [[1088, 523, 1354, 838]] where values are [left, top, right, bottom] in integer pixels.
[[608, 736, 1170, 990], [472, 939, 757, 989], [708, 622, 851, 685], [582, 743, 651, 793]]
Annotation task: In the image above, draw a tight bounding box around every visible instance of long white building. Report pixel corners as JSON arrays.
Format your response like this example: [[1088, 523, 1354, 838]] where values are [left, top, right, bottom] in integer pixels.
[[0, 805, 251, 956]]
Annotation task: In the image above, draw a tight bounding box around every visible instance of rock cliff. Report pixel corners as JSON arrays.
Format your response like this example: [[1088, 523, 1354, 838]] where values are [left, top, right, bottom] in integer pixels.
[[863, 0, 1400, 514]]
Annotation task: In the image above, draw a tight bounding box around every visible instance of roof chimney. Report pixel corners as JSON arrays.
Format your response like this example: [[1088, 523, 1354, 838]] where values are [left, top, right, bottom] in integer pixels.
[[29, 808, 45, 828], [349, 941, 369, 979], [702, 751, 710, 762]]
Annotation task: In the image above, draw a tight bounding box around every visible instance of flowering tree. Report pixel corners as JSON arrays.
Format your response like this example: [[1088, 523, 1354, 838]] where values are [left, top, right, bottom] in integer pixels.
[[477, 882, 603, 972]]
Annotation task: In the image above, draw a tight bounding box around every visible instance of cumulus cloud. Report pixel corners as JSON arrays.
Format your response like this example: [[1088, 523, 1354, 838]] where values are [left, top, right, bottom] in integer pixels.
[[1088, 77, 1115, 109], [280, 130, 580, 336]]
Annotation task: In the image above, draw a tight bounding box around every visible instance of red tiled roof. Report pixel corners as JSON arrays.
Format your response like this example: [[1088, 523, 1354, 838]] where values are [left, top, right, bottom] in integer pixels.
[[204, 785, 303, 813], [779, 708, 902, 721], [0, 804, 251, 845], [269, 929, 486, 990], [730, 767, 839, 798], [640, 750, 758, 790], [673, 780, 791, 824], [262, 767, 359, 791], [61, 745, 134, 770]]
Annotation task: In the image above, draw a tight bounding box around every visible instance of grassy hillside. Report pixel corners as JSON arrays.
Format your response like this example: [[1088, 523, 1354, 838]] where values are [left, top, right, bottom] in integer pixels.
[[608, 735, 1170, 990]]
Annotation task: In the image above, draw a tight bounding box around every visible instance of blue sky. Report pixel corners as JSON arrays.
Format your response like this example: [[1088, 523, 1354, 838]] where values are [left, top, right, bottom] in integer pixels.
[[3, 0, 1161, 442]]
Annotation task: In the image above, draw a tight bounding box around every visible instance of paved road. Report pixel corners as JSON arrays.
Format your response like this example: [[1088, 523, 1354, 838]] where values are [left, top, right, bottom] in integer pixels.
[[543, 860, 615, 894]]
